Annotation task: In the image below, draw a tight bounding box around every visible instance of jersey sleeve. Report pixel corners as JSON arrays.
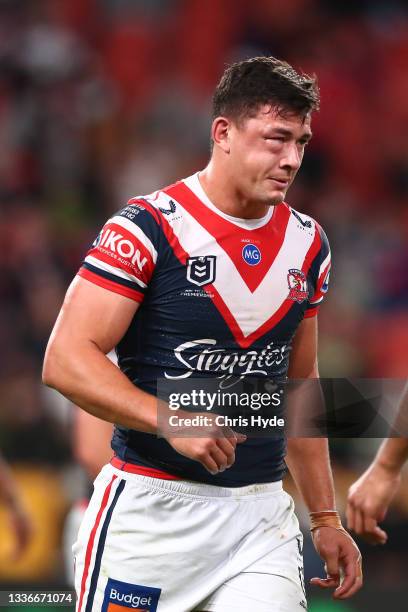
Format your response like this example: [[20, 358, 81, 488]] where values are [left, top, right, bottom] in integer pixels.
[[304, 224, 331, 318], [77, 200, 160, 303]]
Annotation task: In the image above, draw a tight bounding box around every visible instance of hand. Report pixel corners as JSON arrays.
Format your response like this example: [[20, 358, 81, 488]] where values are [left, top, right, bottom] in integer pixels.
[[8, 502, 33, 560], [165, 413, 246, 474], [346, 462, 401, 545], [311, 526, 362, 599]]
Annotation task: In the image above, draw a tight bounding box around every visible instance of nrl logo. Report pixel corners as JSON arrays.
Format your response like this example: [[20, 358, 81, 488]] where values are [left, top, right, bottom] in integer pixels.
[[287, 268, 308, 303], [186, 256, 216, 287]]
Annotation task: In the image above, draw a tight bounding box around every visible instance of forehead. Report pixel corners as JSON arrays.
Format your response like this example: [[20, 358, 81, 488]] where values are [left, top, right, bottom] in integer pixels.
[[241, 104, 312, 135]]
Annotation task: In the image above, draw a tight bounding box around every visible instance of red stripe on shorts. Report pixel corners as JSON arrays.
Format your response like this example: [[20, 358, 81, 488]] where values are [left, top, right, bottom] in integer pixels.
[[111, 457, 181, 480], [77, 474, 118, 612]]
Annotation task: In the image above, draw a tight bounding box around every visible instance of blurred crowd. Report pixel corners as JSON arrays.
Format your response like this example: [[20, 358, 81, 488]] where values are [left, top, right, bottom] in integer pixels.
[[0, 0, 407, 607]]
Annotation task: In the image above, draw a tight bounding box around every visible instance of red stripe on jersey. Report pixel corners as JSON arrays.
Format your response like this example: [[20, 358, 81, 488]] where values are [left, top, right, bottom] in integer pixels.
[[304, 306, 320, 318], [89, 221, 155, 284], [165, 182, 292, 293], [157, 213, 190, 265], [77, 475, 117, 612], [78, 268, 145, 303], [110, 457, 181, 480]]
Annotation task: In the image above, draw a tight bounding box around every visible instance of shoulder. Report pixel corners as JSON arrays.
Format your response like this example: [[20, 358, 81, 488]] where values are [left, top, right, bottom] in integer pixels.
[[285, 203, 330, 252], [117, 182, 182, 226]]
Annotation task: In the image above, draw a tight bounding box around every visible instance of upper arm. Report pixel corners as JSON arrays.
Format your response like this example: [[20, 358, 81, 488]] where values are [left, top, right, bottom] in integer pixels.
[[288, 316, 319, 378], [47, 276, 140, 355]]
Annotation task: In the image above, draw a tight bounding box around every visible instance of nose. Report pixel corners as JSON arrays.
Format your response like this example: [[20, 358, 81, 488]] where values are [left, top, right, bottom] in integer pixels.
[[279, 142, 302, 172]]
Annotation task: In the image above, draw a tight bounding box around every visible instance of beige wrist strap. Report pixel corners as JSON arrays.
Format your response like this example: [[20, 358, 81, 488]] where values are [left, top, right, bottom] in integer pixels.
[[310, 510, 343, 532]]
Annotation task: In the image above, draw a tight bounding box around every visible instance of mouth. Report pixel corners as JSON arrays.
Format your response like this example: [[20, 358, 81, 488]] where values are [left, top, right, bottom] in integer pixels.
[[268, 177, 290, 189]]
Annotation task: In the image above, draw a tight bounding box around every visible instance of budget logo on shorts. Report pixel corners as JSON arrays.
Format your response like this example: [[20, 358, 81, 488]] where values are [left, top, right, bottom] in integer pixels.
[[102, 578, 161, 612], [287, 269, 308, 303], [186, 256, 216, 287], [242, 244, 261, 265]]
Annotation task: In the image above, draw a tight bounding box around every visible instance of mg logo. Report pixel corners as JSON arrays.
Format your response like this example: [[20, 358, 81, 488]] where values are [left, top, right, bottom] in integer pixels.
[[186, 256, 216, 287], [242, 244, 261, 266]]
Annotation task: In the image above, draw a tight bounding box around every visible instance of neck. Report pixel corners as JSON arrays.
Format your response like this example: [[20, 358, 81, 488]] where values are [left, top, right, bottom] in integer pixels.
[[199, 161, 270, 220]]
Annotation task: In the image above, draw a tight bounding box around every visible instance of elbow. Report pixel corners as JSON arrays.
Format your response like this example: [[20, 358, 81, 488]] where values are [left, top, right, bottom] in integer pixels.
[[42, 343, 65, 390], [42, 355, 57, 389]]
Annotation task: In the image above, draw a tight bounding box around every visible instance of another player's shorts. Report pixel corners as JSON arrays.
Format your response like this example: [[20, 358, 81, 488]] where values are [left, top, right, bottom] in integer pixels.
[[73, 462, 307, 612]]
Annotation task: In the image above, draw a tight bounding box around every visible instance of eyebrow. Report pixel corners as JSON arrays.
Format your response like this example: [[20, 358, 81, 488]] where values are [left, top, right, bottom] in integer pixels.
[[267, 127, 313, 141]]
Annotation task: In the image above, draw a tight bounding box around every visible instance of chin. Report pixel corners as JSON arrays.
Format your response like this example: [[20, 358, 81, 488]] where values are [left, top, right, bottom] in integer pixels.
[[268, 191, 286, 205]]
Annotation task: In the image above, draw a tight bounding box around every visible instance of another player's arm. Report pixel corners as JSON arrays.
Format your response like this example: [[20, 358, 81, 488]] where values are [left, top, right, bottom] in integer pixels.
[[285, 317, 362, 600], [0, 454, 32, 559], [43, 277, 242, 474], [347, 384, 408, 544], [74, 407, 114, 479]]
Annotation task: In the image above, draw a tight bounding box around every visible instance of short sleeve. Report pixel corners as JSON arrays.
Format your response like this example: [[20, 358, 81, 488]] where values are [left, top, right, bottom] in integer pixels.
[[78, 200, 160, 303], [304, 224, 331, 318]]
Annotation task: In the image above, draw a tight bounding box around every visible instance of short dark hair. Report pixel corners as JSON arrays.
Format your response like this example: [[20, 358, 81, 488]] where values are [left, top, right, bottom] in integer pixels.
[[212, 56, 319, 122]]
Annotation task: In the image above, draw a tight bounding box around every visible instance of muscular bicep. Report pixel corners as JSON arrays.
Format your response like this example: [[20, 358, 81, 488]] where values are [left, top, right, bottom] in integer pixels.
[[288, 316, 319, 379], [48, 276, 140, 354]]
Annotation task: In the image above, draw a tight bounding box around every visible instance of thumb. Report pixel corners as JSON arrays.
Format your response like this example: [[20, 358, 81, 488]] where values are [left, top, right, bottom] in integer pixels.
[[235, 432, 247, 443]]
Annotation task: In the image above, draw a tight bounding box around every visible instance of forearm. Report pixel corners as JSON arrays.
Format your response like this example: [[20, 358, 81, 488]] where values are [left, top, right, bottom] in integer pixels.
[[374, 438, 408, 474], [43, 340, 158, 433], [286, 437, 336, 511], [373, 384, 408, 473]]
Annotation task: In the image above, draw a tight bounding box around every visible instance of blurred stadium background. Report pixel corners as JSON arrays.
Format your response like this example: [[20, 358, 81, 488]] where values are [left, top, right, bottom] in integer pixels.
[[0, 0, 407, 610]]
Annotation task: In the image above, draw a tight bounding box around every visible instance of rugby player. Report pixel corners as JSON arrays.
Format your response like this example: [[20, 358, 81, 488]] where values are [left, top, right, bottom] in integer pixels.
[[347, 384, 408, 545], [43, 56, 362, 611]]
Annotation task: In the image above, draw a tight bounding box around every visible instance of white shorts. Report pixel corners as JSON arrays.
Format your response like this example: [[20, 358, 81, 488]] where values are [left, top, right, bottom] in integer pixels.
[[73, 462, 307, 612]]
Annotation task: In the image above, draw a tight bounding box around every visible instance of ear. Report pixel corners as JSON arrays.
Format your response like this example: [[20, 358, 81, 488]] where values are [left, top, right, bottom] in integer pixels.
[[211, 117, 231, 153]]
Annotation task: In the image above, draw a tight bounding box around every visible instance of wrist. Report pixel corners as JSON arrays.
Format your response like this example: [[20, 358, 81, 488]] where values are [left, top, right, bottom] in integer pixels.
[[373, 457, 402, 478], [309, 510, 342, 532]]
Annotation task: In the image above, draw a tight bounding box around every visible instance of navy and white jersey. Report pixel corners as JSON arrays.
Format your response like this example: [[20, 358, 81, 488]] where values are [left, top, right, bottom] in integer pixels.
[[78, 173, 331, 486]]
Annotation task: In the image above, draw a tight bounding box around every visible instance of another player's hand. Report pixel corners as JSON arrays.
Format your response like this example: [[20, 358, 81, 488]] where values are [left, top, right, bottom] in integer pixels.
[[311, 527, 362, 599], [346, 462, 401, 545], [165, 412, 246, 474]]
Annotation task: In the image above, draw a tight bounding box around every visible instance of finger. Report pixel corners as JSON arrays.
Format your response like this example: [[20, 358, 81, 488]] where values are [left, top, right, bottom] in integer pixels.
[[335, 574, 363, 599], [310, 577, 340, 589], [200, 453, 220, 475], [353, 508, 364, 535], [346, 501, 355, 532], [362, 515, 387, 545], [235, 431, 247, 443], [334, 555, 363, 599], [372, 525, 388, 545], [216, 438, 236, 467], [333, 556, 357, 598], [210, 445, 231, 471], [220, 427, 237, 447], [324, 554, 340, 582], [223, 428, 247, 445]]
